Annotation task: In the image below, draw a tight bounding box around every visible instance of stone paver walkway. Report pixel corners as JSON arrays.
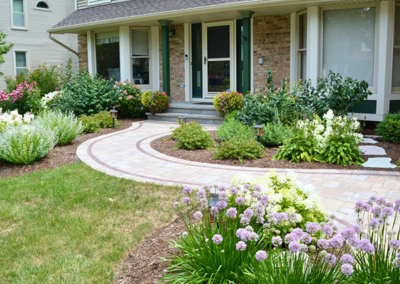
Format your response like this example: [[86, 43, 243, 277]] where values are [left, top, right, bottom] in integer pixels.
[[77, 121, 400, 225]]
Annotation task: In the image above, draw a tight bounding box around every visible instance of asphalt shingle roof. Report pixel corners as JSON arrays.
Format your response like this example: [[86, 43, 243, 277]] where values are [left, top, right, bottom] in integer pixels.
[[52, 0, 254, 30]]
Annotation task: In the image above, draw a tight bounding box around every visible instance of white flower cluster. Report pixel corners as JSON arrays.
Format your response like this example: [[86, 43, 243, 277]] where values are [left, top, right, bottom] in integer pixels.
[[298, 110, 363, 147], [231, 170, 328, 217], [41, 91, 61, 108], [0, 109, 34, 125]]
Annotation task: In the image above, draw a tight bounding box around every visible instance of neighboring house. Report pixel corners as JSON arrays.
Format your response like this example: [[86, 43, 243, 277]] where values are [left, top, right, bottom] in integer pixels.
[[48, 0, 400, 121], [0, 0, 79, 90]]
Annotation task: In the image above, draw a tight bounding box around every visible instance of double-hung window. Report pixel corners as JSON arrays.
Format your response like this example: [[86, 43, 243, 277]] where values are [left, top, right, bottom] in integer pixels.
[[131, 29, 150, 85], [322, 7, 376, 88], [14, 51, 28, 75], [298, 13, 307, 81], [12, 0, 26, 29]]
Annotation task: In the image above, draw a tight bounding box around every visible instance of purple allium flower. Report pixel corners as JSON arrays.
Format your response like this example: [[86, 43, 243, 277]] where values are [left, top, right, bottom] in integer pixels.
[[244, 209, 254, 219], [292, 228, 304, 238], [285, 234, 296, 244], [203, 185, 211, 191], [254, 185, 262, 192], [197, 190, 206, 200], [182, 186, 192, 194], [183, 197, 191, 205], [329, 235, 344, 248], [219, 191, 228, 201], [352, 225, 362, 234], [300, 244, 308, 253], [245, 226, 254, 232], [341, 228, 356, 239], [226, 207, 237, 218], [277, 213, 288, 222], [300, 233, 312, 244], [361, 202, 371, 212], [369, 195, 378, 202], [306, 222, 321, 235], [340, 254, 354, 264], [355, 201, 364, 212], [173, 202, 180, 209], [389, 240, 400, 250], [269, 217, 278, 225], [369, 218, 380, 229], [359, 239, 375, 254], [235, 197, 245, 205], [244, 184, 251, 190], [317, 239, 330, 250], [260, 195, 269, 206], [322, 224, 334, 237], [210, 206, 219, 215], [255, 250, 268, 262], [252, 192, 260, 199], [240, 217, 250, 226], [386, 202, 394, 208], [256, 216, 265, 224], [212, 234, 223, 245], [395, 199, 400, 207], [371, 206, 381, 217], [341, 264, 354, 276], [289, 241, 302, 252], [216, 201, 227, 210], [272, 236, 283, 246], [324, 253, 337, 265], [377, 197, 386, 205], [182, 231, 188, 238], [249, 232, 259, 242], [229, 187, 238, 195], [347, 237, 359, 248], [236, 241, 247, 251], [255, 206, 264, 215], [288, 212, 297, 221], [218, 185, 227, 192], [381, 207, 394, 218], [236, 228, 246, 240], [193, 211, 203, 220], [393, 258, 400, 268]]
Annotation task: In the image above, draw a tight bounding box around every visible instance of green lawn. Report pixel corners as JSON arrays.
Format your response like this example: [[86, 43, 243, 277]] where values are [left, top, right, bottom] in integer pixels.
[[0, 163, 182, 283]]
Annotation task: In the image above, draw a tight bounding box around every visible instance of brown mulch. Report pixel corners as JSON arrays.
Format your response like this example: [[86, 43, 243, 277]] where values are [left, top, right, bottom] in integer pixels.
[[151, 130, 400, 172], [0, 118, 145, 179], [115, 217, 184, 284]]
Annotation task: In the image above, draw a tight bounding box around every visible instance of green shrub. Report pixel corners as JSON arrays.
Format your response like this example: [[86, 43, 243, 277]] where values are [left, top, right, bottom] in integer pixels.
[[375, 112, 400, 143], [319, 134, 364, 166], [0, 81, 43, 115], [36, 110, 84, 146], [260, 123, 294, 147], [216, 118, 254, 142], [213, 138, 265, 163], [54, 69, 120, 117], [274, 130, 320, 163], [78, 116, 101, 134], [115, 80, 145, 117], [0, 123, 58, 164], [225, 110, 238, 120], [213, 90, 243, 115], [172, 121, 214, 150]]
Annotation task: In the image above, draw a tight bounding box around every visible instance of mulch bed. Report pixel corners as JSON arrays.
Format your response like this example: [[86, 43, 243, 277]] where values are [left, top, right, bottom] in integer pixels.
[[151, 130, 400, 172], [0, 118, 145, 179]]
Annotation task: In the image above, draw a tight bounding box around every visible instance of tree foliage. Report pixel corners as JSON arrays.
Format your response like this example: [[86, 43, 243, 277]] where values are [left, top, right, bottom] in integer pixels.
[[0, 32, 14, 77]]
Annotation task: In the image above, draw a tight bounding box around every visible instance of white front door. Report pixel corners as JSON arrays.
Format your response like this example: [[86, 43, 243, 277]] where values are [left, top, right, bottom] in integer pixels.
[[202, 21, 235, 100]]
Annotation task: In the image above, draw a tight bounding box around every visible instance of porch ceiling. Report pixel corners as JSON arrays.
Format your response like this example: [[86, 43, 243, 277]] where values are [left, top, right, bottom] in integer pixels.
[[49, 0, 384, 35]]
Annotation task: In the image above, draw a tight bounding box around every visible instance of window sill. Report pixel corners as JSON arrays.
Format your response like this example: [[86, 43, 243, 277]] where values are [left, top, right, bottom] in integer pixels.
[[11, 27, 28, 31]]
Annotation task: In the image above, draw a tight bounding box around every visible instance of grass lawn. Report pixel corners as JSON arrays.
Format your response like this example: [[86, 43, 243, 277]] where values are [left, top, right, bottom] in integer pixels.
[[0, 162, 182, 283]]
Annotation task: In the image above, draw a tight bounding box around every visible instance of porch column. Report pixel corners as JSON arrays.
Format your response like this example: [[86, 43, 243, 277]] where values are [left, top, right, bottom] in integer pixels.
[[158, 20, 173, 97], [240, 11, 255, 95], [119, 26, 131, 82], [87, 30, 96, 76]]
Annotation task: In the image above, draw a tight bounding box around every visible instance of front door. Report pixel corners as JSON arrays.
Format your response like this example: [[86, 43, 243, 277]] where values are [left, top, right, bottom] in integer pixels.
[[202, 21, 235, 100]]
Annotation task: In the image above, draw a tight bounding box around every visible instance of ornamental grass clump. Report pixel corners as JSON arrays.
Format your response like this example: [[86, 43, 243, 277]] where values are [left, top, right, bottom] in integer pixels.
[[35, 110, 84, 146], [170, 121, 214, 150], [0, 122, 57, 164]]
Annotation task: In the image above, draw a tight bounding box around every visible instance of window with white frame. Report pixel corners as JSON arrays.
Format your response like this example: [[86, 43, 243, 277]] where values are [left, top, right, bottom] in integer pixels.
[[392, 5, 400, 89], [12, 0, 26, 29], [322, 7, 376, 87], [35, 1, 50, 10], [131, 29, 150, 85], [298, 13, 307, 81], [95, 31, 120, 81], [15, 51, 28, 75]]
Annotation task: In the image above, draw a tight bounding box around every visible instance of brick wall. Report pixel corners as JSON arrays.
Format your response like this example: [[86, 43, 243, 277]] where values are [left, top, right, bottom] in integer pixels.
[[78, 35, 88, 70], [253, 15, 291, 89], [159, 24, 185, 101]]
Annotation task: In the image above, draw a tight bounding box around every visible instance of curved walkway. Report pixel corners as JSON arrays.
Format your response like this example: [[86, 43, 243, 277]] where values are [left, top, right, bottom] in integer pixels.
[[77, 121, 400, 225]]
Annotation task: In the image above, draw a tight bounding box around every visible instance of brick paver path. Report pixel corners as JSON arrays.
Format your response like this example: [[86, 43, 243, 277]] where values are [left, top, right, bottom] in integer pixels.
[[77, 121, 400, 225]]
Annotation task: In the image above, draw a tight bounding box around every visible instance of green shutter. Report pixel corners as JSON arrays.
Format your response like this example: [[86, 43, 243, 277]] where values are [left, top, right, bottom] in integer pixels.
[[192, 23, 203, 98]]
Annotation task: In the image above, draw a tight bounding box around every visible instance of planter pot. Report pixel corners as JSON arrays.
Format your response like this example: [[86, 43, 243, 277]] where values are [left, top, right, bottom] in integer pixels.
[[149, 105, 156, 115]]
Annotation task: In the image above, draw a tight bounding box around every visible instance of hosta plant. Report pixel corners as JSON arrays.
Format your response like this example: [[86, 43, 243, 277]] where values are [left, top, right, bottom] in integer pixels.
[[0, 122, 57, 164], [319, 135, 364, 166], [35, 110, 84, 146]]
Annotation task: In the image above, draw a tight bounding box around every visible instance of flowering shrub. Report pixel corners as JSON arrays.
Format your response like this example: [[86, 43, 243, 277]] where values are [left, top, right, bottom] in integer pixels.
[[0, 110, 34, 126], [141, 90, 169, 113], [213, 90, 243, 115], [115, 80, 145, 117], [0, 81, 43, 114], [41, 91, 61, 108]]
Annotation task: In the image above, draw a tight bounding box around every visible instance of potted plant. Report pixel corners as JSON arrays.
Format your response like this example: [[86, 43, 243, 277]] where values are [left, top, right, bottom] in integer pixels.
[[140, 90, 169, 115]]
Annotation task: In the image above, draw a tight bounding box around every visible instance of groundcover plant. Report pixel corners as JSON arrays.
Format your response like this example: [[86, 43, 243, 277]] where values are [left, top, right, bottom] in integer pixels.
[[162, 171, 400, 284]]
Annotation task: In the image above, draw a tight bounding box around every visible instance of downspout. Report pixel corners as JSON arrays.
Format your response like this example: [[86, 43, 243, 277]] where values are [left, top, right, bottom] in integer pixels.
[[48, 33, 79, 57]]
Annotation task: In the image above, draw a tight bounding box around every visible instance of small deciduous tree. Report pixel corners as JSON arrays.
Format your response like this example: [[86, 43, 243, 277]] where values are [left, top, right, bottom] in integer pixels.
[[0, 32, 14, 77]]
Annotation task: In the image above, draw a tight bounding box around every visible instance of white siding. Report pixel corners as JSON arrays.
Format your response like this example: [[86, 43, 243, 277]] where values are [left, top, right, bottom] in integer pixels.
[[0, 0, 79, 90], [77, 0, 129, 10]]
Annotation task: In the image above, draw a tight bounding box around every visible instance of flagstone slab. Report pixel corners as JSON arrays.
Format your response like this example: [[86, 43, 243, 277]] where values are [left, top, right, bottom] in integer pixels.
[[364, 135, 382, 139], [361, 138, 378, 144], [359, 146, 387, 156], [362, 158, 397, 168]]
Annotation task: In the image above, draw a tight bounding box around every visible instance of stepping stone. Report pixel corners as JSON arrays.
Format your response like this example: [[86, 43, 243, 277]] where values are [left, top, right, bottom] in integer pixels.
[[362, 158, 397, 168], [361, 138, 378, 144], [359, 146, 387, 156], [364, 135, 382, 139]]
